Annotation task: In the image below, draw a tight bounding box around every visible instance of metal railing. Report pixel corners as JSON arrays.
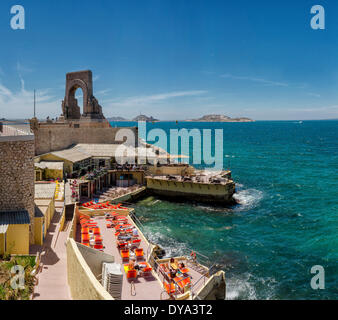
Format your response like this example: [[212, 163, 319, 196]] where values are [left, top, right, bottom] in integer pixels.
[[129, 210, 213, 267], [151, 254, 215, 300], [186, 247, 210, 264], [129, 210, 145, 228], [190, 269, 209, 299], [189, 258, 223, 300]]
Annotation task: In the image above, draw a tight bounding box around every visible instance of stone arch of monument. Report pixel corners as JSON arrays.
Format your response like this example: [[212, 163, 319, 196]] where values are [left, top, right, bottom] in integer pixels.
[[61, 70, 105, 120]]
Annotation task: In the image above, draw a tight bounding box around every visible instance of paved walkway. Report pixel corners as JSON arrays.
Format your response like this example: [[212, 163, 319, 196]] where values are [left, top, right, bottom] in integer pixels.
[[31, 200, 71, 300]]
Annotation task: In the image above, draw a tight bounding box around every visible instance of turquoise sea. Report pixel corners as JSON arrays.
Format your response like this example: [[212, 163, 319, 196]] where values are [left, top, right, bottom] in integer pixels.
[[110, 120, 338, 299]]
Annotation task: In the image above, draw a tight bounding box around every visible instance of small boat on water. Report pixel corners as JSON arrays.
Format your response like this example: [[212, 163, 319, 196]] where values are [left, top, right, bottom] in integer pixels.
[[69, 201, 226, 300]]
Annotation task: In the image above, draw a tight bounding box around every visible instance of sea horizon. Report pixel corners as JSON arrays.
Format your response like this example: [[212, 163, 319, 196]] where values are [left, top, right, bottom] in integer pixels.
[[2, 118, 338, 123]]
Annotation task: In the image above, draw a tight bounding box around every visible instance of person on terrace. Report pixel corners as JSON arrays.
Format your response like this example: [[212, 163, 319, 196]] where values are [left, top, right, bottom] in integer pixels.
[[132, 227, 138, 237], [169, 268, 177, 279]]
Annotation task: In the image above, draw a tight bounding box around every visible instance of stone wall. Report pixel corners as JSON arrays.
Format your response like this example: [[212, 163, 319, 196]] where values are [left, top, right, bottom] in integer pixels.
[[66, 238, 113, 300], [194, 270, 226, 300], [0, 138, 35, 243], [77, 242, 115, 279], [31, 120, 138, 155]]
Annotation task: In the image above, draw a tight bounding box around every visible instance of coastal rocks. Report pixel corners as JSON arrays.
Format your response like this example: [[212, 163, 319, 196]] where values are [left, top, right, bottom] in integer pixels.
[[152, 244, 166, 259]]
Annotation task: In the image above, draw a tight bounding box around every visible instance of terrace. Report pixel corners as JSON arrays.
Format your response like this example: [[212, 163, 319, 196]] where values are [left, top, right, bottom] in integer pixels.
[[92, 185, 144, 202], [75, 213, 163, 299], [75, 206, 214, 300]]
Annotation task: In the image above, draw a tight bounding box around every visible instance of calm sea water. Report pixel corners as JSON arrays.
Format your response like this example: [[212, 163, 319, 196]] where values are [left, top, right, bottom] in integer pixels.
[[110, 120, 338, 299]]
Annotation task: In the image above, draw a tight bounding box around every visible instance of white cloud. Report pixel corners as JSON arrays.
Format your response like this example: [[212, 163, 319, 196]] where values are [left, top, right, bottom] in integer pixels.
[[16, 62, 34, 74], [0, 63, 61, 119], [220, 73, 289, 87], [0, 81, 60, 120], [15, 62, 36, 92], [106, 90, 208, 108], [96, 89, 111, 96], [0, 84, 12, 97], [306, 92, 321, 98]]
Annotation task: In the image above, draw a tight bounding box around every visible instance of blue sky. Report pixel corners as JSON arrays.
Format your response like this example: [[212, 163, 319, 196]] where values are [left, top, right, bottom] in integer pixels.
[[0, 0, 338, 120]]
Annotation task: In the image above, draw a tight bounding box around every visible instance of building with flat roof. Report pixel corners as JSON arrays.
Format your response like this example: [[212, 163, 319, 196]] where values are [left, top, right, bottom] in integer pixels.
[[34, 161, 64, 181], [0, 210, 30, 255]]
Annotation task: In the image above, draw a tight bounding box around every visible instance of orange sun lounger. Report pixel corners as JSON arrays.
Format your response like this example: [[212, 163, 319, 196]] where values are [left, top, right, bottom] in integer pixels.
[[131, 239, 141, 248], [134, 248, 144, 259], [180, 267, 190, 274], [93, 227, 101, 235], [126, 269, 137, 280], [81, 222, 97, 228], [117, 242, 128, 250], [163, 281, 176, 294], [94, 236, 103, 243], [81, 234, 90, 242], [139, 262, 152, 277], [80, 214, 91, 220], [176, 277, 191, 290], [81, 228, 89, 234], [94, 244, 104, 251], [120, 249, 130, 260], [116, 216, 127, 221], [143, 267, 153, 274]]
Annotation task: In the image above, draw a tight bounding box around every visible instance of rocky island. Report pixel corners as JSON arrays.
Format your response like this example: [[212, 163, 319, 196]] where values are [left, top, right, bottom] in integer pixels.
[[107, 116, 127, 121], [185, 114, 254, 122], [107, 114, 253, 122], [132, 114, 159, 122], [107, 115, 159, 122]]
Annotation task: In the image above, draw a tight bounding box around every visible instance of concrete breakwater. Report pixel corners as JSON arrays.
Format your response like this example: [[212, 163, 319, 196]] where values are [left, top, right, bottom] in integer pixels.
[[146, 176, 236, 205]]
